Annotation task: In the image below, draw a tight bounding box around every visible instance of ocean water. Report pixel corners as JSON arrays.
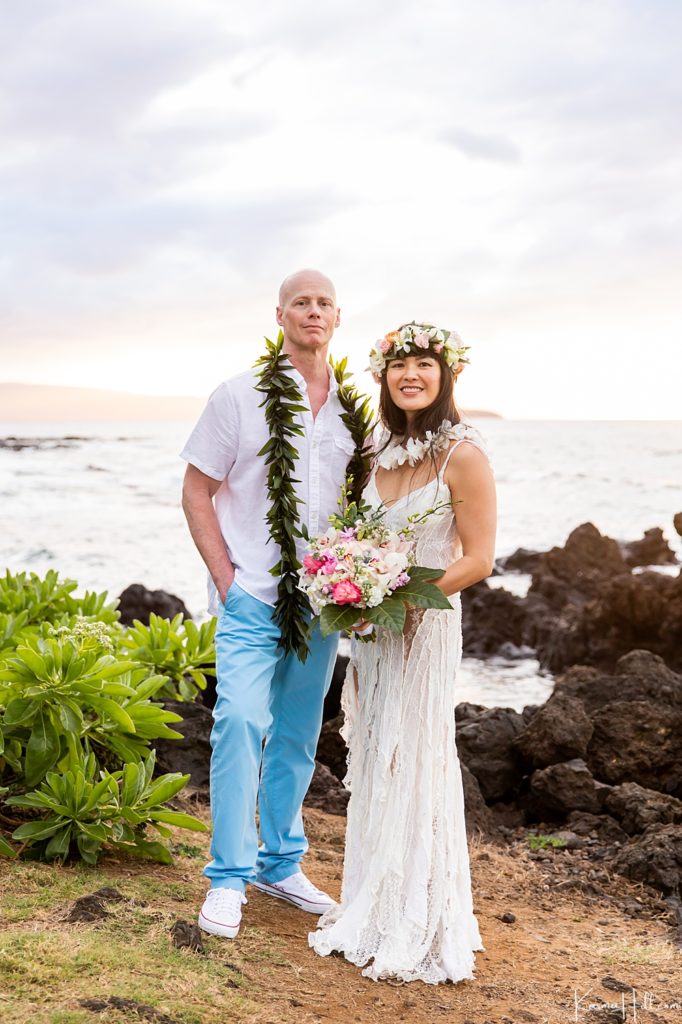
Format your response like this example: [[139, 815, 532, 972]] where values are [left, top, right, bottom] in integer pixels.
[[2, 418, 680, 710]]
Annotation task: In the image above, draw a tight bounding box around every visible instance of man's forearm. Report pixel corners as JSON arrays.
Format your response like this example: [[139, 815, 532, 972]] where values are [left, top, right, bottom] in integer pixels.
[[182, 490, 234, 602]]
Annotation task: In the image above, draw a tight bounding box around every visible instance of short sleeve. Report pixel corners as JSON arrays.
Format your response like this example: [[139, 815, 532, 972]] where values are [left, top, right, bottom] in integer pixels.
[[180, 381, 239, 481]]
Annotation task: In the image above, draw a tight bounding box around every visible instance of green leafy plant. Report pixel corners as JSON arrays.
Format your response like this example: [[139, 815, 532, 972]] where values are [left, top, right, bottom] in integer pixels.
[[0, 570, 217, 864], [118, 613, 216, 701], [0, 634, 183, 786], [7, 750, 206, 865], [0, 569, 119, 629], [0, 570, 120, 659], [527, 834, 568, 851]]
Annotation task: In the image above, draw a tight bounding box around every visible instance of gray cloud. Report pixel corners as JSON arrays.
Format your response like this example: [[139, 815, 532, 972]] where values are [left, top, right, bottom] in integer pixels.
[[439, 127, 520, 163]]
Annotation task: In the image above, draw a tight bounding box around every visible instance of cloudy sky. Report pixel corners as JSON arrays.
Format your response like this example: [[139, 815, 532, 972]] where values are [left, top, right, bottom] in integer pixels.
[[2, 0, 681, 419]]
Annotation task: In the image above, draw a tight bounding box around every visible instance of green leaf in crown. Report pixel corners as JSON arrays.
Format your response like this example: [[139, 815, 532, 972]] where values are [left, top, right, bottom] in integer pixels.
[[254, 332, 372, 661]]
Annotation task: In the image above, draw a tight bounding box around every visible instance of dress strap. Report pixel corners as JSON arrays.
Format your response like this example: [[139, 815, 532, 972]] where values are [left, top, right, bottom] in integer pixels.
[[438, 439, 467, 479], [438, 425, 490, 480]]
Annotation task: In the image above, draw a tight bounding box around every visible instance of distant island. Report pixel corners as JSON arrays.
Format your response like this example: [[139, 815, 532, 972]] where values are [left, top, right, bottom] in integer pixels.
[[0, 382, 502, 422]]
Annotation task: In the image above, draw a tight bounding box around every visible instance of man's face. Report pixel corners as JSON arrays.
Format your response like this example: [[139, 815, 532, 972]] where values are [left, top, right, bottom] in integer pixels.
[[276, 272, 340, 353]]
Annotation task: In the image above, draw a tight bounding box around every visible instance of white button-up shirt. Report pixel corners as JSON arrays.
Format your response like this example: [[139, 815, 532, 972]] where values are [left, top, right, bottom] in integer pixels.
[[181, 364, 355, 613]]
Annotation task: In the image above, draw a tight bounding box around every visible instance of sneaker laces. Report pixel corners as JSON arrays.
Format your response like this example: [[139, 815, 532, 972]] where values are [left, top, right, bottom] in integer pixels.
[[281, 872, 326, 898], [205, 888, 247, 910]]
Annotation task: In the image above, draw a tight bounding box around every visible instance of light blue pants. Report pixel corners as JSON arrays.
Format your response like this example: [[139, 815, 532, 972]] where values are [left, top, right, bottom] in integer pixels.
[[205, 582, 338, 892]]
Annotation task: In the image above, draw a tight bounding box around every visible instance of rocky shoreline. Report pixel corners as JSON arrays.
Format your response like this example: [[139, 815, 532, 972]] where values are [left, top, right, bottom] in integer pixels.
[[123, 514, 682, 935]]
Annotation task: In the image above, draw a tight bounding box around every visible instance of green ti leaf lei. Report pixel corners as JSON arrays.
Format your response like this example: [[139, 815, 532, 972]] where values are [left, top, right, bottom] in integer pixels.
[[254, 332, 372, 661]]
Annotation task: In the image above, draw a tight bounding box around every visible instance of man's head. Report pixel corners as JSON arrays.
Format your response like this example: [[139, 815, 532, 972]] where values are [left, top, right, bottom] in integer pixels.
[[276, 269, 340, 354]]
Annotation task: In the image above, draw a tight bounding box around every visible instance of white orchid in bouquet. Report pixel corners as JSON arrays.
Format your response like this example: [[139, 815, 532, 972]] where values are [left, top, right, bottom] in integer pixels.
[[298, 483, 453, 640]]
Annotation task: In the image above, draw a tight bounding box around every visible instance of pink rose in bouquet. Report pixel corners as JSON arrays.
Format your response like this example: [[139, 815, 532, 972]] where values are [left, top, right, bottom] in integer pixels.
[[331, 580, 363, 605]]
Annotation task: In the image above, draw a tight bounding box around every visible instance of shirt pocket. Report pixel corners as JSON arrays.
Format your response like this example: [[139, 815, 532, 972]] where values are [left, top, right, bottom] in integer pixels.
[[331, 434, 356, 481]]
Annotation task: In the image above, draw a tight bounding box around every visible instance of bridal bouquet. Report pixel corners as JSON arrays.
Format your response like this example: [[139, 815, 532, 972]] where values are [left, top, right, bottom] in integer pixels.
[[298, 490, 452, 639]]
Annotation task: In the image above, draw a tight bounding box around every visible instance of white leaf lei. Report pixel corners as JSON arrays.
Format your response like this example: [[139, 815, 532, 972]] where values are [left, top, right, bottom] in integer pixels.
[[375, 420, 486, 470]]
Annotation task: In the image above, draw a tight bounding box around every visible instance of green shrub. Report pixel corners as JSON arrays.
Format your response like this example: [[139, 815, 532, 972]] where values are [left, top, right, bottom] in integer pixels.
[[0, 632, 184, 785], [0, 570, 213, 864], [7, 750, 204, 865], [119, 613, 216, 701], [0, 569, 119, 634]]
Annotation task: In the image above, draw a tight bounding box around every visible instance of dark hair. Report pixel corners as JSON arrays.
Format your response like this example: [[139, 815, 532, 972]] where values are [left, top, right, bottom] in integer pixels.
[[378, 349, 460, 441]]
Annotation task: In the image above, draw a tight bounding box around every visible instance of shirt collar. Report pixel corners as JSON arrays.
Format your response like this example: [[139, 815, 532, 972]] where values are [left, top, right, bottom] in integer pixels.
[[285, 361, 338, 394]]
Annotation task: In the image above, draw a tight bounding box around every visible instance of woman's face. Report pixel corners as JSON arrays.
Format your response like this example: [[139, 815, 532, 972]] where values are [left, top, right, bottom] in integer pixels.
[[385, 354, 442, 417]]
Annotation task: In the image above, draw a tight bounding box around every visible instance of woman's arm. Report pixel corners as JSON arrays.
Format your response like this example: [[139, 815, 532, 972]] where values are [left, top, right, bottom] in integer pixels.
[[181, 464, 235, 603], [435, 442, 497, 596]]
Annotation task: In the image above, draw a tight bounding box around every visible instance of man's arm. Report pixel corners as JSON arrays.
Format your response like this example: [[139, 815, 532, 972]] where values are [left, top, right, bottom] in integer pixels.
[[182, 464, 235, 604]]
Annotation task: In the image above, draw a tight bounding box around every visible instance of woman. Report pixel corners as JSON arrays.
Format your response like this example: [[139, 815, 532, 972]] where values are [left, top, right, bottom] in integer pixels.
[[309, 322, 497, 984]]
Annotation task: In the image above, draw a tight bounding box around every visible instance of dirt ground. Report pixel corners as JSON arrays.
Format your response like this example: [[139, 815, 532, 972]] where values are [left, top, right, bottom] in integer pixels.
[[243, 811, 681, 1024], [1, 803, 680, 1024]]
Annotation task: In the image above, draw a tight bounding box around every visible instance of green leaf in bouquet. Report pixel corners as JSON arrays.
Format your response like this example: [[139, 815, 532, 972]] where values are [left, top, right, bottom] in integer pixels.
[[395, 581, 452, 610], [402, 566, 446, 583], [364, 598, 407, 634], [319, 603, 363, 638]]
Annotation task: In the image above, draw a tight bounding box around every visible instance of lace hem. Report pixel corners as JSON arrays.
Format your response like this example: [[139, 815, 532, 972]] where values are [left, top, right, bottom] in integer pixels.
[[308, 914, 483, 985]]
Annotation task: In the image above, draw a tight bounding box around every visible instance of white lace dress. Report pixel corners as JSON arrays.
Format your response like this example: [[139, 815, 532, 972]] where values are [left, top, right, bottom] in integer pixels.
[[309, 430, 486, 984]]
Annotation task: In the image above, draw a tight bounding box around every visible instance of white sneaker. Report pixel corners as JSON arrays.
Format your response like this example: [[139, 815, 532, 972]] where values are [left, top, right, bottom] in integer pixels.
[[198, 887, 247, 938], [252, 871, 336, 915]]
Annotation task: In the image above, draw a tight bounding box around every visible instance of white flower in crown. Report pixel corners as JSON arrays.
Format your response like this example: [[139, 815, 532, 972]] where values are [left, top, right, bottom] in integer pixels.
[[368, 320, 469, 378]]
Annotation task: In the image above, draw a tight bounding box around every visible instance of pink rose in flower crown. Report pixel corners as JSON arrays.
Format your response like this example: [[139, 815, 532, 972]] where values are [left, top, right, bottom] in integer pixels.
[[331, 580, 363, 605], [302, 555, 325, 573], [377, 337, 392, 354], [433, 342, 444, 353], [414, 331, 430, 348]]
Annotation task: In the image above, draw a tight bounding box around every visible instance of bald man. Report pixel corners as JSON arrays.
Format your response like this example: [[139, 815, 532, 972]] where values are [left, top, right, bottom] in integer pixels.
[[181, 270, 355, 939]]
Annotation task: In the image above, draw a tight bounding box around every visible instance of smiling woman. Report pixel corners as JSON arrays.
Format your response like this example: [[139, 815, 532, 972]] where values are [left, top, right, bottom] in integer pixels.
[[309, 320, 497, 984]]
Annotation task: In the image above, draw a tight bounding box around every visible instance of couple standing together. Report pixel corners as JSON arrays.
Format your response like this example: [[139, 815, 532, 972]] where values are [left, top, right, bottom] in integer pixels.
[[181, 268, 496, 985]]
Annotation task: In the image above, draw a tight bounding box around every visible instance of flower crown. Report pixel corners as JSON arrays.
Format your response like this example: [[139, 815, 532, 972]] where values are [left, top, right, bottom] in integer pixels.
[[369, 321, 469, 378]]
